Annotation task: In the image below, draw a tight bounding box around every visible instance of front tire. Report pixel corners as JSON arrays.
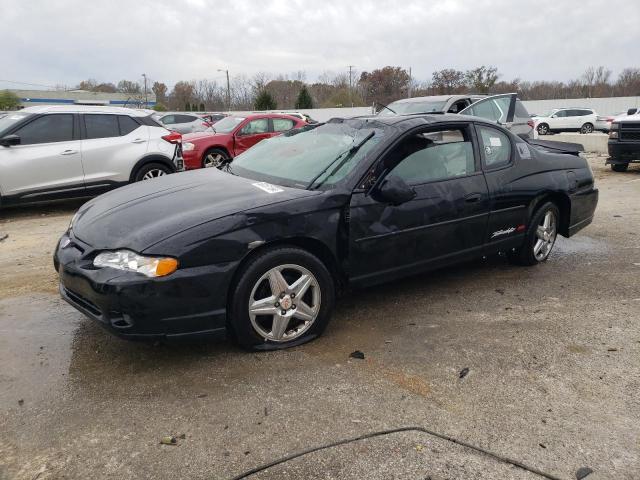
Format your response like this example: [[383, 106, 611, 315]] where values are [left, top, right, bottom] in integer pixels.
[[537, 123, 549, 135], [580, 123, 594, 134], [134, 162, 172, 182], [611, 162, 629, 172], [229, 247, 335, 351], [202, 148, 230, 169], [509, 202, 559, 266]]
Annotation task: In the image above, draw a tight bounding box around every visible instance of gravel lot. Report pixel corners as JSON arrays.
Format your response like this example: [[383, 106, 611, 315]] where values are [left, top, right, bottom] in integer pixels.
[[1, 154, 639, 480]]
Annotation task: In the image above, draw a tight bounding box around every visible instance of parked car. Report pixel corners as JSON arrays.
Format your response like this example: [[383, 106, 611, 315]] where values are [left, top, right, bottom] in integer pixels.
[[379, 93, 534, 138], [201, 112, 228, 124], [276, 112, 318, 123], [0, 105, 183, 206], [377, 94, 486, 115], [534, 108, 598, 135], [606, 111, 640, 171], [56, 98, 598, 350], [158, 113, 212, 134], [182, 113, 306, 169], [595, 108, 639, 132]]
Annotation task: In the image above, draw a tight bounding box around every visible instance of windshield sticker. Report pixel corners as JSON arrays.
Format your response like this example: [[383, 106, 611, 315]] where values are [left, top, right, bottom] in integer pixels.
[[516, 143, 531, 159], [489, 137, 502, 147], [252, 182, 284, 194]]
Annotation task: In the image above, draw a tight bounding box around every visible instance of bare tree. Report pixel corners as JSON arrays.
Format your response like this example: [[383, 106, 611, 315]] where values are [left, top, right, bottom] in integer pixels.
[[431, 69, 466, 94]]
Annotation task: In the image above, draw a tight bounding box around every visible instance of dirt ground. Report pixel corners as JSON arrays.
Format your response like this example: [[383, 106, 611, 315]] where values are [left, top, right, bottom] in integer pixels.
[[0, 154, 639, 479]]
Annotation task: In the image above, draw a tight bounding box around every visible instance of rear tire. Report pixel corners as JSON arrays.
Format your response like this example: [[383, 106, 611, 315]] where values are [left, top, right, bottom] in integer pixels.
[[229, 246, 335, 351], [202, 148, 230, 169], [611, 162, 629, 172], [134, 162, 172, 182], [580, 123, 594, 134], [537, 123, 549, 135], [509, 202, 559, 266]]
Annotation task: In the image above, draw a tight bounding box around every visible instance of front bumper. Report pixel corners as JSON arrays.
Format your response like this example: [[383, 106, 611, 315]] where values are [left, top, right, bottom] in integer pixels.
[[182, 149, 201, 170], [55, 232, 234, 340], [607, 141, 640, 162]]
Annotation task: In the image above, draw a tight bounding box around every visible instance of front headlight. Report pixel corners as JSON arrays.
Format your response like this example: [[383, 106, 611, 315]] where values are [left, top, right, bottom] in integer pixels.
[[69, 212, 79, 231], [182, 142, 195, 151], [93, 250, 178, 277]]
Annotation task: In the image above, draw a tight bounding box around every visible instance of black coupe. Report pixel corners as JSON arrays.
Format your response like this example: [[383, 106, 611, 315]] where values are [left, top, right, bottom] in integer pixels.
[[55, 98, 598, 350]]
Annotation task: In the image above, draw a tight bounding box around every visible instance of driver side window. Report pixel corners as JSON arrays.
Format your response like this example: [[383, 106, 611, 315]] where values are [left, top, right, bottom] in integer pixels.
[[388, 127, 476, 185]]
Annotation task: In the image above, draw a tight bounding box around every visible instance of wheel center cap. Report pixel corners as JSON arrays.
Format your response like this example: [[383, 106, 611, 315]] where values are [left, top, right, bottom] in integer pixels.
[[280, 295, 292, 310]]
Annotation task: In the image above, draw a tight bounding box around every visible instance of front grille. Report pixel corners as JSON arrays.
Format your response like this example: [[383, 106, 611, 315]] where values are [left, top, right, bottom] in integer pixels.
[[620, 131, 640, 141], [620, 122, 640, 130], [63, 287, 102, 318]]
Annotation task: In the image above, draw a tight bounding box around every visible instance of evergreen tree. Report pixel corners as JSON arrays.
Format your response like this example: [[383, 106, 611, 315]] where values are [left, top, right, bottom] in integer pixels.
[[254, 90, 277, 110], [295, 86, 313, 109], [185, 103, 191, 111]]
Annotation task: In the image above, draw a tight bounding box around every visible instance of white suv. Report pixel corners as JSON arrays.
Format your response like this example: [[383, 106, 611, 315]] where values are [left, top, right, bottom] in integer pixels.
[[534, 108, 598, 135], [0, 105, 183, 206]]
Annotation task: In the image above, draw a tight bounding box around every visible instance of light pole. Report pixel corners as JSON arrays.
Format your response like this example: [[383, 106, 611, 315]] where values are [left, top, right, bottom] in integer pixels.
[[348, 65, 355, 107], [218, 69, 230, 111], [141, 73, 148, 107]]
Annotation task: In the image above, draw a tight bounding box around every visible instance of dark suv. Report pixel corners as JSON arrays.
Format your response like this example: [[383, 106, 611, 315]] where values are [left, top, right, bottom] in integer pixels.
[[607, 113, 640, 171]]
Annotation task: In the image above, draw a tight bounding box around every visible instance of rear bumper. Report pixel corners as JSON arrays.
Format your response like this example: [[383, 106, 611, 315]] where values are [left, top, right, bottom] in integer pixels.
[[568, 188, 598, 237], [55, 232, 235, 341], [607, 142, 640, 162]]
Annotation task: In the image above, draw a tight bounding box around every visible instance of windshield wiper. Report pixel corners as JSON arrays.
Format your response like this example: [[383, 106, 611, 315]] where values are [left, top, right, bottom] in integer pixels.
[[376, 102, 397, 115], [306, 130, 375, 190]]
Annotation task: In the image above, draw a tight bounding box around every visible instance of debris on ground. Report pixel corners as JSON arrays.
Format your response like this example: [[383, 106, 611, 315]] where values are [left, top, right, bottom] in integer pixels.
[[350, 350, 365, 360], [495, 288, 505, 295], [0, 233, 8, 242], [459, 367, 469, 379], [576, 466, 594, 479], [18, 399, 24, 406], [160, 436, 178, 446]]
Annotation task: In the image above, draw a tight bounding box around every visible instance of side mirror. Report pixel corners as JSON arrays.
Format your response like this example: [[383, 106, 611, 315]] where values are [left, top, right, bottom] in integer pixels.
[[551, 114, 557, 118], [371, 174, 416, 206], [627, 108, 638, 116], [0, 134, 20, 147]]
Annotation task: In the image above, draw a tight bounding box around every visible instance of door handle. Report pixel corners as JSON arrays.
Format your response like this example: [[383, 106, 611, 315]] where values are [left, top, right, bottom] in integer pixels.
[[131, 138, 146, 144], [60, 149, 78, 155], [464, 193, 482, 203]]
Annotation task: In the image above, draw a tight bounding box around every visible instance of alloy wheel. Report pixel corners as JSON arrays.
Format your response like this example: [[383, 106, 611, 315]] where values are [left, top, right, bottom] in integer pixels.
[[248, 264, 321, 342], [537, 124, 548, 135], [204, 152, 225, 168], [533, 210, 557, 261], [142, 169, 167, 180]]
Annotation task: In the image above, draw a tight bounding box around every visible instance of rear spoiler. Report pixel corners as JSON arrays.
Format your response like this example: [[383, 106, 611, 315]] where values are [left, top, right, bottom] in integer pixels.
[[526, 138, 584, 154]]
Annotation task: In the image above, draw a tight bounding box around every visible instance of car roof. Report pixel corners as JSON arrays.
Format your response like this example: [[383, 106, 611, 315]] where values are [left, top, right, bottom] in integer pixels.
[[19, 105, 153, 117], [389, 94, 486, 105], [340, 112, 503, 129]]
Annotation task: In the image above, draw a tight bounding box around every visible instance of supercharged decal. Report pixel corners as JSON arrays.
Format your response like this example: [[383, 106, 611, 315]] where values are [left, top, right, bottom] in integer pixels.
[[491, 227, 516, 238], [252, 182, 284, 194]]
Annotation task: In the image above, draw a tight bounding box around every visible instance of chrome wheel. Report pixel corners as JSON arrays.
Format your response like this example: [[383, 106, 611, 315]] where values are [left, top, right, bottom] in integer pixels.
[[204, 152, 225, 168], [533, 210, 557, 261], [537, 124, 549, 135], [142, 169, 166, 180], [248, 264, 321, 342]]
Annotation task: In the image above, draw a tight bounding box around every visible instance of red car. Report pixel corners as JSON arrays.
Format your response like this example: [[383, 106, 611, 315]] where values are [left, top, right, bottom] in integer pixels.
[[182, 113, 306, 169]]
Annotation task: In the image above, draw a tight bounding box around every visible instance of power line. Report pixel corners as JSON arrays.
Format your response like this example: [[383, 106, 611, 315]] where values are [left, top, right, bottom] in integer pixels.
[[0, 79, 64, 89]]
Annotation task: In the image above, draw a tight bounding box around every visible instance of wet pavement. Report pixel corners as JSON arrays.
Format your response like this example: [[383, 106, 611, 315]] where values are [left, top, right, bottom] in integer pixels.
[[1, 155, 639, 479]]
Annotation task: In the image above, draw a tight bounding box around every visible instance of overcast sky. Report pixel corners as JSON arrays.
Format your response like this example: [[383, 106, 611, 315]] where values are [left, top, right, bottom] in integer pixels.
[[2, 0, 638, 90]]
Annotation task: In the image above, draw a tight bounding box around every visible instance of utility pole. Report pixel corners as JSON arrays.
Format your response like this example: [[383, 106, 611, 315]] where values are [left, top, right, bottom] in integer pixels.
[[348, 65, 355, 107], [218, 69, 231, 111], [142, 73, 148, 107]]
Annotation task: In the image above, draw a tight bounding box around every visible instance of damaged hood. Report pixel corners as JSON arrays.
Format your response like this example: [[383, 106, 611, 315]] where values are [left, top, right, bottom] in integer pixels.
[[72, 169, 317, 251]]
